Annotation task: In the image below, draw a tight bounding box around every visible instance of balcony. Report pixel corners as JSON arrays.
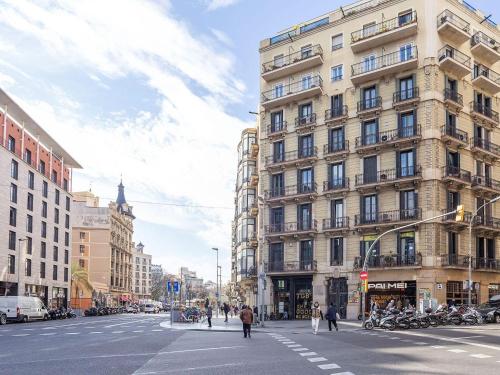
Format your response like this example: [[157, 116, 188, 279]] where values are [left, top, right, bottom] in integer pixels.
[[441, 209, 471, 230], [354, 254, 422, 270], [261, 75, 323, 109], [249, 203, 258, 217], [264, 220, 318, 239], [470, 137, 500, 161], [295, 113, 317, 133], [355, 167, 422, 191], [350, 11, 418, 53], [323, 140, 349, 161], [443, 88, 463, 112], [437, 46, 471, 79], [265, 147, 318, 170], [472, 175, 500, 197], [264, 183, 318, 205], [355, 125, 421, 153], [266, 121, 287, 139], [322, 177, 350, 196], [469, 102, 499, 128], [471, 65, 500, 95], [324, 105, 348, 125], [357, 96, 382, 118], [442, 166, 471, 188], [354, 209, 422, 229], [237, 267, 257, 280], [441, 254, 469, 269], [437, 10, 470, 44], [250, 143, 259, 158], [261, 45, 323, 82], [474, 216, 500, 234], [441, 125, 468, 148], [351, 47, 418, 85], [322, 217, 350, 235], [264, 260, 317, 274], [250, 172, 259, 187], [474, 258, 500, 272], [471, 32, 500, 65], [392, 87, 419, 110]]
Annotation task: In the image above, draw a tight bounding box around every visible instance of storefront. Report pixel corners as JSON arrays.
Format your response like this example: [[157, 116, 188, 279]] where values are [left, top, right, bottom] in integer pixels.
[[327, 277, 348, 318], [365, 280, 417, 312], [0, 281, 17, 296], [488, 284, 500, 300], [51, 287, 68, 308], [271, 277, 312, 320], [25, 284, 49, 306], [446, 281, 479, 305]]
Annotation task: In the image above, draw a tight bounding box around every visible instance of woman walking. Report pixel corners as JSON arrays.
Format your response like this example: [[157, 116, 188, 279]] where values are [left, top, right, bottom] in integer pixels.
[[311, 301, 321, 335]]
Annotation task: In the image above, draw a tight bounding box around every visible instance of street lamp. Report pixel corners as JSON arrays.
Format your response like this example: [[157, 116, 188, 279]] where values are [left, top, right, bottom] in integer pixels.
[[468, 195, 500, 306], [211, 247, 219, 318], [17, 238, 27, 296]]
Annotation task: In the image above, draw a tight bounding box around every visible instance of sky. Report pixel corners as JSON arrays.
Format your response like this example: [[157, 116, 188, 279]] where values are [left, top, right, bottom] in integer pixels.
[[0, 0, 497, 283]]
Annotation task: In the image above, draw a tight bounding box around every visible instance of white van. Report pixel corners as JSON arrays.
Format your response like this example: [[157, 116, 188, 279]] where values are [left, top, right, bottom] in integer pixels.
[[0, 296, 49, 322]]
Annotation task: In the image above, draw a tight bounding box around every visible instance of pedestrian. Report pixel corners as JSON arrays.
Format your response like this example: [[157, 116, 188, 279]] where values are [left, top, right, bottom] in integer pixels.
[[253, 305, 259, 324], [206, 305, 213, 328], [204, 298, 209, 309], [240, 304, 253, 338], [311, 301, 321, 335], [325, 303, 339, 332], [223, 302, 229, 322]]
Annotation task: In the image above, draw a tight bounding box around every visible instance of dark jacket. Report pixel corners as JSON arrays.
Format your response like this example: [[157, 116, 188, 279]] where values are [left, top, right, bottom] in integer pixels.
[[326, 305, 337, 320], [240, 308, 253, 324], [206, 306, 213, 318]]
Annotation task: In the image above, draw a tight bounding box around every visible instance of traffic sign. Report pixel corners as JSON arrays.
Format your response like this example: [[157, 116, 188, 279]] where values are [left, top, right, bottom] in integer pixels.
[[173, 281, 180, 293], [360, 271, 368, 280]]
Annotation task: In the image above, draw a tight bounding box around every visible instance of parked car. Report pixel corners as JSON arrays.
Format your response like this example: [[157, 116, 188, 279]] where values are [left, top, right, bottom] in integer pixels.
[[0, 309, 7, 325], [0, 296, 48, 322], [126, 305, 138, 313], [144, 304, 158, 314]]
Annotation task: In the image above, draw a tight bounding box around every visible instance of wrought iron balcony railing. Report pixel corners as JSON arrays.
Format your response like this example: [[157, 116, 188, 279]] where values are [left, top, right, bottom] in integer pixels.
[[472, 175, 500, 191], [354, 254, 421, 269], [441, 125, 468, 143], [355, 166, 421, 186], [355, 208, 421, 225], [325, 105, 348, 122], [472, 65, 500, 86], [393, 87, 419, 103], [323, 140, 349, 155], [471, 137, 500, 157], [262, 45, 323, 73], [357, 96, 382, 112], [471, 31, 500, 51], [322, 216, 349, 230], [437, 10, 470, 33], [351, 46, 417, 77], [355, 125, 421, 148], [261, 75, 323, 102], [323, 177, 349, 192], [264, 260, 317, 273], [351, 11, 417, 43], [437, 45, 471, 67], [266, 121, 287, 136], [443, 88, 463, 106]]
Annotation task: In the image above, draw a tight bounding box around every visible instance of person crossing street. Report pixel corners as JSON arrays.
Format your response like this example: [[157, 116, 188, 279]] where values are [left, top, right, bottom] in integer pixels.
[[311, 301, 321, 335], [240, 305, 253, 338], [326, 302, 339, 332]]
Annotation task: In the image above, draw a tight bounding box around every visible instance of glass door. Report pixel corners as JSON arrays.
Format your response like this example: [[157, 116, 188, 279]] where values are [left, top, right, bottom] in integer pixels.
[[363, 195, 377, 223], [299, 240, 313, 270], [399, 77, 413, 100], [331, 199, 344, 228], [299, 168, 313, 193], [329, 162, 344, 188], [329, 127, 344, 152], [270, 242, 284, 271]]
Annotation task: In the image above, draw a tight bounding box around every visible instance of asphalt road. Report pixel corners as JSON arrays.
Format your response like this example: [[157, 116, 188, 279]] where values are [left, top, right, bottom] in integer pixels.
[[0, 314, 499, 374]]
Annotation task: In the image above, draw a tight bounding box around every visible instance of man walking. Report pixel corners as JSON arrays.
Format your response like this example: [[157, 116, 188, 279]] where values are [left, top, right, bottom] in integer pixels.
[[223, 302, 229, 322], [207, 304, 213, 328], [311, 301, 321, 335], [326, 303, 339, 332], [240, 304, 253, 338]]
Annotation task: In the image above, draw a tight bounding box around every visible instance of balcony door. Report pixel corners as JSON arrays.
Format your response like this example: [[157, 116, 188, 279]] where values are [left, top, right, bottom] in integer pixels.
[[363, 86, 377, 108], [301, 45, 313, 59], [399, 111, 415, 137], [363, 155, 377, 183], [331, 199, 344, 228], [362, 120, 378, 146], [399, 76, 414, 100], [298, 102, 313, 123], [363, 54, 376, 73], [329, 162, 344, 188], [299, 134, 313, 158], [399, 232, 415, 265], [398, 149, 415, 177], [300, 240, 313, 270], [446, 150, 460, 175], [271, 110, 284, 132], [269, 242, 284, 271], [448, 232, 457, 265], [302, 74, 312, 90], [360, 237, 380, 266], [270, 207, 284, 231], [271, 173, 284, 197], [362, 194, 377, 224], [399, 43, 413, 62], [298, 203, 312, 230], [329, 127, 344, 152], [299, 168, 313, 193], [447, 190, 460, 212], [331, 94, 343, 115], [273, 140, 284, 163], [400, 190, 417, 219]]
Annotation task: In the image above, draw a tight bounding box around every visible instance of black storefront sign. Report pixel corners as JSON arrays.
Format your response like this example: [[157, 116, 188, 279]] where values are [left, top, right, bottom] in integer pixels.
[[366, 280, 417, 311]]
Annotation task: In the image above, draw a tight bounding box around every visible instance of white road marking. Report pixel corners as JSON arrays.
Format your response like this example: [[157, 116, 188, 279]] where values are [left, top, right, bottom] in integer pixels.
[[330, 372, 355, 375], [40, 333, 57, 336], [132, 330, 144, 333], [401, 339, 412, 342], [318, 363, 340, 370], [111, 331, 124, 334], [448, 349, 467, 353], [89, 332, 103, 334], [470, 354, 492, 359], [299, 352, 318, 357], [151, 329, 163, 332], [287, 344, 301, 348], [389, 337, 400, 340], [308, 357, 327, 363], [293, 348, 309, 352], [42, 327, 56, 330], [12, 334, 30, 337], [455, 336, 484, 340], [65, 332, 80, 335], [22, 328, 34, 331], [414, 342, 427, 345], [104, 319, 151, 328], [282, 341, 295, 344], [431, 346, 445, 349]]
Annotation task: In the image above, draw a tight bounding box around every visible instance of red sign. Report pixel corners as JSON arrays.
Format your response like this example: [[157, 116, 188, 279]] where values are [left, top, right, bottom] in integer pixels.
[[360, 271, 368, 280]]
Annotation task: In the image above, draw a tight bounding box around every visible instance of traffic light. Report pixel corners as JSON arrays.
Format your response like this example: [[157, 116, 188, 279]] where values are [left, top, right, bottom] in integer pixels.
[[363, 279, 368, 293], [455, 205, 465, 222]]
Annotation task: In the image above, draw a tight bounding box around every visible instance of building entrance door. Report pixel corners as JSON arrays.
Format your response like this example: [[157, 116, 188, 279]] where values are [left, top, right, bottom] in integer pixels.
[[327, 277, 348, 318]]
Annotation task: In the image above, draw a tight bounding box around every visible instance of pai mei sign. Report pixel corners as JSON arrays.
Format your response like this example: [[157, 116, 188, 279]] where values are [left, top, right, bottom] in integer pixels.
[[368, 282, 408, 290]]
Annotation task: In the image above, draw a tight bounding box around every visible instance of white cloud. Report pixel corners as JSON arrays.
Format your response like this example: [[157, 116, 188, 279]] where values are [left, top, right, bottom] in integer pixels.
[[210, 28, 233, 46], [205, 0, 240, 11], [0, 0, 250, 280]]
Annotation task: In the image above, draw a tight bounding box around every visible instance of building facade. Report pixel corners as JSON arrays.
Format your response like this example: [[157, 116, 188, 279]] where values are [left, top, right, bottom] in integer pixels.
[[231, 128, 259, 307], [71, 182, 134, 308], [258, 0, 500, 320], [0, 88, 80, 308], [132, 242, 152, 302]]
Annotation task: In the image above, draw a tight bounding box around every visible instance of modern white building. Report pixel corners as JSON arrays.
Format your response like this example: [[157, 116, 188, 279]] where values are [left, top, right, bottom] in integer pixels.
[[132, 242, 152, 301]]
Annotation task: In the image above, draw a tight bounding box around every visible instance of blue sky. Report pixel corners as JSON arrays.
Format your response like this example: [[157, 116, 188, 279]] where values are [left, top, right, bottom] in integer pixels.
[[0, 0, 497, 282]]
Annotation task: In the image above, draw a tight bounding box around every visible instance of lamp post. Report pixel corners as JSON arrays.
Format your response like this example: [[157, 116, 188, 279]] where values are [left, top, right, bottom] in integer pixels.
[[468, 195, 500, 306], [211, 247, 219, 318], [17, 238, 27, 296]]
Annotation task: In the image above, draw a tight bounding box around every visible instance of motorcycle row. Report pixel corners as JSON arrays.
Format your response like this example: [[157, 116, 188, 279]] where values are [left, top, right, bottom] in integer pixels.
[[47, 306, 77, 320], [364, 304, 483, 330]]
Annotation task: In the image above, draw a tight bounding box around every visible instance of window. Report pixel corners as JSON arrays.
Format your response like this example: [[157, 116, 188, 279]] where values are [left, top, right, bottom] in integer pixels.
[[66, 196, 71, 211], [363, 54, 376, 72], [64, 232, 69, 247], [398, 10, 413, 25], [273, 54, 284, 68], [8, 231, 18, 251], [26, 236, 32, 255], [331, 34, 343, 50], [400, 190, 417, 219], [54, 227, 59, 243], [398, 149, 415, 177], [399, 111, 415, 137], [24, 149, 32, 165], [39, 160, 46, 175], [298, 134, 313, 158], [273, 140, 284, 163], [270, 110, 284, 132], [11, 160, 18, 179], [7, 136, 15, 152], [399, 76, 414, 101], [27, 193, 34, 211], [25, 259, 32, 277], [10, 183, 17, 203], [298, 203, 312, 230], [55, 189, 60, 205], [53, 265, 58, 281], [41, 221, 47, 238], [52, 170, 58, 184], [65, 214, 70, 229], [331, 65, 343, 81], [64, 267, 68, 282], [54, 208, 59, 224], [400, 43, 413, 62], [40, 262, 46, 279], [361, 194, 377, 224], [28, 171, 34, 189], [53, 246, 58, 262], [300, 240, 313, 270], [26, 215, 33, 233], [79, 245, 85, 254], [298, 102, 313, 124], [299, 168, 313, 193], [63, 178, 68, 191], [331, 237, 343, 266], [64, 249, 69, 264], [300, 44, 313, 59], [41, 242, 46, 258], [8, 255, 15, 274], [9, 207, 16, 227], [79, 259, 85, 268], [362, 119, 378, 145], [42, 201, 47, 218], [42, 181, 48, 198], [80, 232, 85, 240], [273, 83, 284, 99], [301, 74, 312, 90]]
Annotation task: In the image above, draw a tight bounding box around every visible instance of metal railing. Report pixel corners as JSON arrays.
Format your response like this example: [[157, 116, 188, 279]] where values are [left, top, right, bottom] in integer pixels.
[[357, 96, 382, 112], [437, 10, 470, 33], [295, 113, 317, 127], [470, 102, 498, 122], [471, 137, 500, 156], [441, 209, 472, 223], [325, 105, 348, 121], [443, 88, 463, 106], [354, 254, 421, 269], [437, 45, 471, 67], [323, 177, 349, 192], [471, 31, 499, 51], [323, 217, 349, 230], [266, 121, 287, 136], [442, 165, 471, 182], [264, 220, 318, 234], [355, 166, 421, 186], [441, 125, 468, 143], [355, 208, 422, 225], [238, 267, 257, 277], [472, 64, 500, 85], [323, 140, 349, 154], [264, 260, 317, 273], [355, 125, 421, 148], [265, 147, 318, 166], [441, 254, 469, 267], [471, 175, 500, 191], [262, 45, 323, 73], [474, 258, 500, 271], [261, 75, 323, 102], [351, 46, 417, 76], [474, 215, 500, 229], [264, 183, 318, 199], [393, 87, 419, 103], [351, 11, 417, 43]]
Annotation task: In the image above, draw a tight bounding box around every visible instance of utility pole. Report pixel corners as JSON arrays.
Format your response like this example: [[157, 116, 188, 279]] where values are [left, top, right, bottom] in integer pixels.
[[211, 247, 219, 318], [17, 238, 27, 296]]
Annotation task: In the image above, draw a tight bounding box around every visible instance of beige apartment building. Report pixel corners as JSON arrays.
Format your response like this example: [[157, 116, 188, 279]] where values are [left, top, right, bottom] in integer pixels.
[[132, 242, 152, 302], [257, 0, 500, 320], [71, 182, 134, 308]]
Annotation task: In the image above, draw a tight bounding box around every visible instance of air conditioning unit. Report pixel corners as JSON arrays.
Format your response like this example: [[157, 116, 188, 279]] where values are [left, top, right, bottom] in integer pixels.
[[476, 177, 482, 184], [380, 174, 387, 180], [381, 135, 388, 142]]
